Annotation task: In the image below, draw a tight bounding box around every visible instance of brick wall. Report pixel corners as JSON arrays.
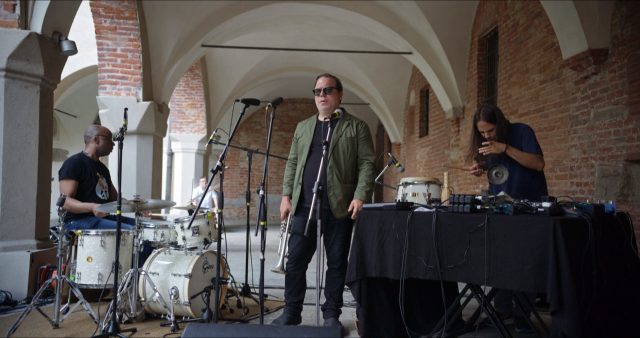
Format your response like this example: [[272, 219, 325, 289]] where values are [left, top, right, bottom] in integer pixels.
[[386, 1, 640, 239], [0, 0, 19, 28], [219, 99, 317, 224], [169, 61, 207, 135], [90, 0, 142, 97]]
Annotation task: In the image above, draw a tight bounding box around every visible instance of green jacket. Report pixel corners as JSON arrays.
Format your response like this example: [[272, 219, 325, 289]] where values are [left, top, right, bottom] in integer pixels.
[[282, 111, 375, 219]]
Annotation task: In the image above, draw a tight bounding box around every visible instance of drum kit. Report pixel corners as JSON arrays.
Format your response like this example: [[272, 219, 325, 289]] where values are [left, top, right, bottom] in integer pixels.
[[8, 196, 233, 337], [88, 197, 233, 331]]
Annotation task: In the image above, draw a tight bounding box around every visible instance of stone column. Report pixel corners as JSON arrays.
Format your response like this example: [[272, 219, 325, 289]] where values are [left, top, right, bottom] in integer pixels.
[[0, 29, 66, 300], [170, 133, 207, 206], [97, 96, 169, 200]]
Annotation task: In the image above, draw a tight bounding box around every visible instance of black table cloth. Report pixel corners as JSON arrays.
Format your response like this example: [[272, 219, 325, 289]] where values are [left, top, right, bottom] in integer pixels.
[[346, 209, 640, 337]]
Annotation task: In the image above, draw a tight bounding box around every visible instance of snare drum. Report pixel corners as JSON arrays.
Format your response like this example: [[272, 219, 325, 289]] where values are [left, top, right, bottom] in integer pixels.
[[139, 248, 228, 318], [396, 177, 442, 205], [75, 230, 133, 288], [140, 218, 178, 247], [173, 213, 215, 249]]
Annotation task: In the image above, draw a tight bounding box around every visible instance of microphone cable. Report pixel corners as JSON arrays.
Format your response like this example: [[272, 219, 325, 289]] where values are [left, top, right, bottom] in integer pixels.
[[398, 209, 417, 337]]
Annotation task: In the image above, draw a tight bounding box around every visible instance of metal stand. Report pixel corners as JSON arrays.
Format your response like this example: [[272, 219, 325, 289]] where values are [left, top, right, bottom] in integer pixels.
[[254, 100, 279, 324], [101, 212, 166, 328], [303, 117, 334, 326], [6, 196, 99, 337], [97, 109, 136, 338], [186, 100, 253, 323]]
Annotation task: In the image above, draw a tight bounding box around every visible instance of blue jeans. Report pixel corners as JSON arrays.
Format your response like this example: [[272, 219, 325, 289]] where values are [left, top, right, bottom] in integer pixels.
[[66, 215, 135, 232], [284, 208, 354, 319]]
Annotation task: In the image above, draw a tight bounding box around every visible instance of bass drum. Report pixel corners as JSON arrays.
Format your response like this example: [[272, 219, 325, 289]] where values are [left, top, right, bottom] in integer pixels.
[[139, 248, 228, 318], [396, 177, 442, 205]]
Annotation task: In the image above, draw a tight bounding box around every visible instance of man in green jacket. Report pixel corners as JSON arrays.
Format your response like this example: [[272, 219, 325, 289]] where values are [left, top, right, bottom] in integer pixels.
[[272, 73, 375, 329]]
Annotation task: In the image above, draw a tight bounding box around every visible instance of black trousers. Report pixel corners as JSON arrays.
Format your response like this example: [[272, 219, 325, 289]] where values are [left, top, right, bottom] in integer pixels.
[[283, 208, 354, 319]]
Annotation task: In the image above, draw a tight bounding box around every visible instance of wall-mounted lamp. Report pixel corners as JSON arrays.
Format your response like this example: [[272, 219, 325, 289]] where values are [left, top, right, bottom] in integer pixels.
[[52, 31, 77, 56]]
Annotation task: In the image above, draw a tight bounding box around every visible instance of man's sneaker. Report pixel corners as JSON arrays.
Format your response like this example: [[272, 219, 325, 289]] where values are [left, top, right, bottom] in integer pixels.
[[323, 317, 343, 329], [324, 317, 346, 337], [271, 312, 302, 326], [514, 316, 533, 334]]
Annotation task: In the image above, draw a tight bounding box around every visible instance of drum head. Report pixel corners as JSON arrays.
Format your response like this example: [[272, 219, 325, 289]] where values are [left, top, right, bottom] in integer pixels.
[[399, 177, 441, 185]]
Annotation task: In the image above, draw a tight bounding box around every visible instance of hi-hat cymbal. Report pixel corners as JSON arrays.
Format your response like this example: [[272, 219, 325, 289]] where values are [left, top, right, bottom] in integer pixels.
[[96, 198, 176, 214], [487, 164, 509, 185]]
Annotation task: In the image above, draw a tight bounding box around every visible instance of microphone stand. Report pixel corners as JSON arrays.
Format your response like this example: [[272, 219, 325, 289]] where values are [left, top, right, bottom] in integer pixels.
[[373, 159, 399, 202], [187, 102, 252, 322], [98, 108, 136, 338], [254, 102, 278, 324], [303, 117, 333, 326], [208, 140, 287, 303]]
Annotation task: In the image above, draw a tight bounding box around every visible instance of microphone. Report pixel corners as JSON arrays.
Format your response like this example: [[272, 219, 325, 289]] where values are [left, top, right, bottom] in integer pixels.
[[112, 108, 128, 141], [267, 97, 283, 108], [239, 98, 261, 106], [207, 127, 224, 145], [387, 152, 405, 173], [330, 108, 344, 119]]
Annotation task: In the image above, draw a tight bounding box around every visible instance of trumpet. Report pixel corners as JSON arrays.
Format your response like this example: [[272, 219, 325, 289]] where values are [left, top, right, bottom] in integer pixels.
[[271, 213, 292, 274]]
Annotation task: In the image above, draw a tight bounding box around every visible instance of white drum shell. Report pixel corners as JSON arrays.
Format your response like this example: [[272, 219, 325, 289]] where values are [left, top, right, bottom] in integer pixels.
[[139, 248, 227, 318], [396, 177, 442, 205], [140, 219, 177, 246], [75, 230, 133, 288], [173, 213, 215, 249]]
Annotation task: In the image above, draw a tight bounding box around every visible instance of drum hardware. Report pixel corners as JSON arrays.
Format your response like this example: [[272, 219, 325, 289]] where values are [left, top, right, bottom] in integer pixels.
[[100, 197, 175, 328], [7, 195, 99, 337], [272, 214, 292, 274]]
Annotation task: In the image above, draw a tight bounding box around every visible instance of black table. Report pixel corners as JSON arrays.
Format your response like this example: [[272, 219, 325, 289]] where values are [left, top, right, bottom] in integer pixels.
[[346, 209, 640, 337]]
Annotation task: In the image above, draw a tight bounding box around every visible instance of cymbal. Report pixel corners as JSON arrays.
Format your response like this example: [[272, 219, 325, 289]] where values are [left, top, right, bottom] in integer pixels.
[[173, 203, 197, 210], [487, 164, 509, 185], [96, 198, 176, 213], [174, 203, 210, 211]]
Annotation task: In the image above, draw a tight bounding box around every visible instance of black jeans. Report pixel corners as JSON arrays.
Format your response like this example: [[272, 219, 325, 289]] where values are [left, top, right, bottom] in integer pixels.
[[283, 208, 354, 319]]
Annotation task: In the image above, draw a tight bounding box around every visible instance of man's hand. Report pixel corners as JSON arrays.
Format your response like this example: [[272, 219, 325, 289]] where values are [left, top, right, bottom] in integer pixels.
[[479, 141, 507, 156], [280, 196, 292, 221], [348, 199, 364, 220], [469, 163, 484, 177], [92, 203, 109, 218]]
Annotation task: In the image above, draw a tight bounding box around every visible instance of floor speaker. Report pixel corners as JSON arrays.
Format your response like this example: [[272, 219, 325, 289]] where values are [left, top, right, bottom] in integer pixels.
[[182, 322, 342, 337]]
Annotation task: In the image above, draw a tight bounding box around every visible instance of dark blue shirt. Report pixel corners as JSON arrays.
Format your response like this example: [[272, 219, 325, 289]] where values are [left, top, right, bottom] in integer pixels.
[[485, 123, 548, 201]]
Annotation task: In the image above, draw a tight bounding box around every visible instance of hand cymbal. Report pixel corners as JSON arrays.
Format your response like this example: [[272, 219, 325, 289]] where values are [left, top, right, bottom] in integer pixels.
[[96, 198, 176, 213]]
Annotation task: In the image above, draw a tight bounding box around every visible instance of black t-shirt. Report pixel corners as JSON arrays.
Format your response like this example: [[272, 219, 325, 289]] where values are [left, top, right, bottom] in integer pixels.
[[59, 152, 113, 220], [299, 119, 337, 210]]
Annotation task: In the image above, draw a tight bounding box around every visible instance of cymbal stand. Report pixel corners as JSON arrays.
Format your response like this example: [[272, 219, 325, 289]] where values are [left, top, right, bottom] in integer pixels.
[[101, 210, 169, 328], [304, 117, 334, 326], [7, 196, 99, 337]]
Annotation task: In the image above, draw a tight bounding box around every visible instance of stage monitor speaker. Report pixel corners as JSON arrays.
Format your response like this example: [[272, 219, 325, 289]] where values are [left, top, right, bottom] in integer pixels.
[[182, 323, 341, 337]]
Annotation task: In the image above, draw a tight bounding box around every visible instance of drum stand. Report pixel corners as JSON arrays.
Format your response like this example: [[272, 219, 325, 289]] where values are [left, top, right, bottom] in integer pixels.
[[7, 196, 99, 337], [102, 213, 171, 328]]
